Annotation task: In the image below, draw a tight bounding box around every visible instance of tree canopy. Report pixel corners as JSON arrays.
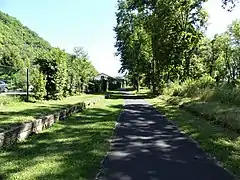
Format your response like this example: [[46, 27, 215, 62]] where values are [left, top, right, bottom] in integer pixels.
[[0, 11, 97, 99], [115, 0, 240, 92]]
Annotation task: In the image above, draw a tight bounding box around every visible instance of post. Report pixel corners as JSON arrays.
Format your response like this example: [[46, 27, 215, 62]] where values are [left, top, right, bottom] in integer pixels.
[[27, 68, 29, 102]]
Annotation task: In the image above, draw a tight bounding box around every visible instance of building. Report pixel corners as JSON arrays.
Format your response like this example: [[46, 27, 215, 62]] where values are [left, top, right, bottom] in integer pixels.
[[89, 73, 125, 92]]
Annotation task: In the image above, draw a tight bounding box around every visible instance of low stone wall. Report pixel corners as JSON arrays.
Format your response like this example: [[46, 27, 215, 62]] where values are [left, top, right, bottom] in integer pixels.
[[0, 97, 103, 148]]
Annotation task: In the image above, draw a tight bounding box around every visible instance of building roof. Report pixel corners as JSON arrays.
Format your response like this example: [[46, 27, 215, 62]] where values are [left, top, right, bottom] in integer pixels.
[[94, 73, 124, 81], [94, 73, 114, 81]]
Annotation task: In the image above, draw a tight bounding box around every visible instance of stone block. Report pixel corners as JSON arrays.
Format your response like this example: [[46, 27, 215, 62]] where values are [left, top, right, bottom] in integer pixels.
[[43, 115, 55, 128], [54, 112, 60, 122], [0, 133, 4, 147], [60, 109, 67, 120], [0, 97, 103, 148], [32, 119, 43, 134], [3, 126, 22, 146], [18, 130, 32, 141], [19, 121, 33, 133]]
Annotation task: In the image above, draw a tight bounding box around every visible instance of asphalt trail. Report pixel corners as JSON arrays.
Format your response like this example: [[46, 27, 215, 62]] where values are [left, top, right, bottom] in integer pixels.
[[97, 95, 236, 180]]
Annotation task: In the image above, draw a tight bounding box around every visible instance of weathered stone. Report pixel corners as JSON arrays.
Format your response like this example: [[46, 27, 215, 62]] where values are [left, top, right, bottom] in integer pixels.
[[43, 115, 55, 128], [82, 102, 86, 110], [66, 108, 72, 116], [72, 106, 78, 113], [60, 109, 67, 120], [0, 133, 4, 147], [0, 97, 103, 148], [54, 112, 60, 122], [19, 121, 33, 133], [3, 126, 22, 146], [32, 119, 43, 133], [18, 130, 32, 141]]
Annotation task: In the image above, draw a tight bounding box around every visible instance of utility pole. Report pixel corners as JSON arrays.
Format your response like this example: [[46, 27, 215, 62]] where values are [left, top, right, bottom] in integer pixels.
[[22, 43, 30, 102]]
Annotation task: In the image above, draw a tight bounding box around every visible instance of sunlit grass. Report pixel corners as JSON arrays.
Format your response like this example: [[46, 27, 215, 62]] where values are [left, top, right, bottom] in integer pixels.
[[149, 97, 240, 177], [0, 94, 102, 131], [0, 99, 123, 180]]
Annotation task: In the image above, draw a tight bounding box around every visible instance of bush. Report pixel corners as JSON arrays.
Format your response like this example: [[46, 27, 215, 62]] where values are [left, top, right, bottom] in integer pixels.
[[31, 68, 46, 100], [209, 84, 240, 106], [36, 48, 67, 100], [179, 78, 198, 97], [164, 76, 216, 98], [163, 81, 182, 96], [0, 96, 21, 106], [196, 75, 215, 89]]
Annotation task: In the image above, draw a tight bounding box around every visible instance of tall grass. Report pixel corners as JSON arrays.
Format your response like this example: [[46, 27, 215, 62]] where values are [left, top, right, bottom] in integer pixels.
[[0, 96, 22, 106], [163, 76, 240, 106]]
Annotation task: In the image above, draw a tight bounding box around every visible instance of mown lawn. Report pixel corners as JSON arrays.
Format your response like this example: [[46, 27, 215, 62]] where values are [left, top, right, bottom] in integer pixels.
[[149, 97, 240, 178], [0, 98, 123, 180], [0, 94, 102, 131]]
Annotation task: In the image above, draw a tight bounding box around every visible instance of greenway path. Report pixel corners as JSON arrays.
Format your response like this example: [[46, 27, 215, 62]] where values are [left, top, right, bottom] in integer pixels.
[[96, 93, 236, 180]]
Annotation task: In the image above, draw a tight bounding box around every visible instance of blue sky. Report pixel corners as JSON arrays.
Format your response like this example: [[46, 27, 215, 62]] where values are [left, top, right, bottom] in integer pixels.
[[0, 0, 240, 76]]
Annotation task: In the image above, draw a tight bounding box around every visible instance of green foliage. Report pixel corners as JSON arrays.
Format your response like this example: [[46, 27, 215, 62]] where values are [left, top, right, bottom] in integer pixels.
[[0, 96, 21, 106], [115, 0, 208, 92], [115, 1, 240, 94], [31, 68, 46, 100], [164, 76, 215, 97], [0, 99, 122, 179], [163, 81, 182, 96], [0, 11, 97, 100], [208, 85, 240, 106], [150, 97, 240, 176]]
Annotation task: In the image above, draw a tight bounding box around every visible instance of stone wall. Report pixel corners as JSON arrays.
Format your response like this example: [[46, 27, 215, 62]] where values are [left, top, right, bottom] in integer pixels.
[[0, 97, 103, 148]]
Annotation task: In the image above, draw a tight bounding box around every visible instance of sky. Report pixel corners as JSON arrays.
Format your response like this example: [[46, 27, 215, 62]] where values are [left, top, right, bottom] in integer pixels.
[[0, 0, 240, 77]]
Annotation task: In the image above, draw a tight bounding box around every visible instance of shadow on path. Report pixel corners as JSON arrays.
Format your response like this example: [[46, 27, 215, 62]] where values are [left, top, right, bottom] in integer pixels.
[[97, 97, 236, 180]]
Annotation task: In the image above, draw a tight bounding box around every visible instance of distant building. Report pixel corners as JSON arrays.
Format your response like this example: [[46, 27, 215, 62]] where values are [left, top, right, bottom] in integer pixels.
[[89, 73, 125, 92]]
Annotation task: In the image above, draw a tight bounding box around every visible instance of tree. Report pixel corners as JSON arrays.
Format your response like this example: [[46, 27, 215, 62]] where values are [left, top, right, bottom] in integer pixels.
[[115, 0, 208, 93], [0, 10, 98, 100]]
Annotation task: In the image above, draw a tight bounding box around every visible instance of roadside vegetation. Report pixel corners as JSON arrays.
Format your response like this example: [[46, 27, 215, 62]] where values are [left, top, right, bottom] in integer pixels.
[[0, 94, 102, 131], [149, 96, 240, 177], [115, 0, 240, 177], [0, 99, 123, 180], [0, 11, 97, 100]]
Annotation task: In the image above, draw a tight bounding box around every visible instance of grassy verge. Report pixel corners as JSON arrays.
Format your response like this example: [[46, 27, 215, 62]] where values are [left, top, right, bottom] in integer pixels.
[[181, 101, 240, 132], [149, 97, 240, 177], [159, 95, 240, 133], [0, 94, 102, 131], [0, 98, 123, 180]]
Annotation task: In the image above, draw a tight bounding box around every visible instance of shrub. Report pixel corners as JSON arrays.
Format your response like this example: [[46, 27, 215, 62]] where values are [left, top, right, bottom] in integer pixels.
[[163, 81, 182, 96], [164, 76, 216, 98], [179, 78, 198, 97], [196, 75, 215, 89], [0, 96, 21, 106], [36, 48, 67, 100], [209, 84, 240, 106], [31, 68, 46, 100]]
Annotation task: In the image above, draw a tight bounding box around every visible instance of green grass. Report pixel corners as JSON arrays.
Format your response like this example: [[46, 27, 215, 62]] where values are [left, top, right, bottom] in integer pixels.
[[149, 97, 240, 177], [182, 101, 240, 132], [0, 98, 123, 180], [159, 95, 240, 133], [0, 96, 22, 106], [0, 94, 102, 131], [132, 87, 151, 95]]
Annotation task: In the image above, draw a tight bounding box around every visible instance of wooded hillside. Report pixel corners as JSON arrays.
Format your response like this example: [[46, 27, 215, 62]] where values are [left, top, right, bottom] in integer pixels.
[[0, 11, 97, 100]]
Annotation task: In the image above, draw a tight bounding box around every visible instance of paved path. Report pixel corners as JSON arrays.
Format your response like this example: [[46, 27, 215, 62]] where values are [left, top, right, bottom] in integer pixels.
[[96, 95, 236, 180]]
